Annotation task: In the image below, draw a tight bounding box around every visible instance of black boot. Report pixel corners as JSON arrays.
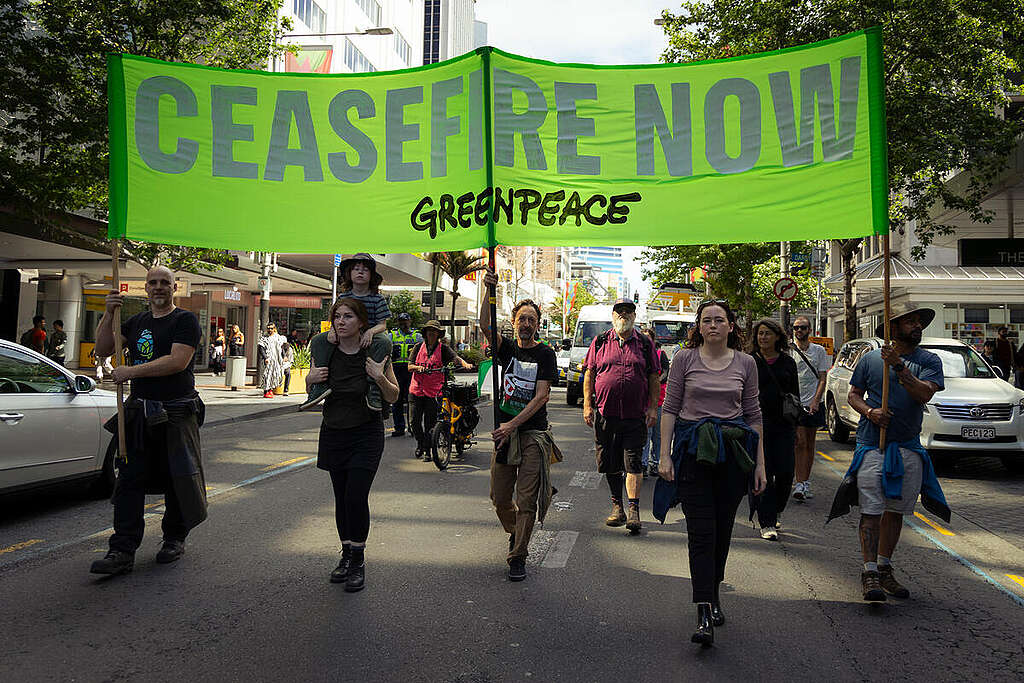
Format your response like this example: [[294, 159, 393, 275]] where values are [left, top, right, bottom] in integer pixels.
[[691, 603, 714, 646], [90, 550, 134, 575], [345, 546, 365, 593], [711, 583, 725, 626], [330, 544, 352, 584]]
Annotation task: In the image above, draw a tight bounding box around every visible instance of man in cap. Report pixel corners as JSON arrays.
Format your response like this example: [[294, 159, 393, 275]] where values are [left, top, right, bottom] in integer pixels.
[[408, 320, 473, 461], [789, 315, 832, 502], [389, 313, 421, 437], [837, 306, 948, 602], [583, 297, 661, 534]]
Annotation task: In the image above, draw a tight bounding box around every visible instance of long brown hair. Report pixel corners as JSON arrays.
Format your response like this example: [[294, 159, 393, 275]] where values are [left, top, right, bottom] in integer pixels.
[[686, 300, 743, 350]]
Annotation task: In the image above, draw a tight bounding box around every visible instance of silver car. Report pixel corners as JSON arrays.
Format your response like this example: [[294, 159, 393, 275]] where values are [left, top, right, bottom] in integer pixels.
[[0, 339, 118, 496], [824, 336, 1024, 472]]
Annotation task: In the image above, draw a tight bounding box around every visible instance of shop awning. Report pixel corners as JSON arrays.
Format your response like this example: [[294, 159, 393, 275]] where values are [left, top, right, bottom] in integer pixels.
[[824, 254, 1024, 289]]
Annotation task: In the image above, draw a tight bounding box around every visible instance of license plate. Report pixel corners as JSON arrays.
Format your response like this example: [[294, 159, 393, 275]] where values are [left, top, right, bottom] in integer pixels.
[[961, 426, 996, 440]]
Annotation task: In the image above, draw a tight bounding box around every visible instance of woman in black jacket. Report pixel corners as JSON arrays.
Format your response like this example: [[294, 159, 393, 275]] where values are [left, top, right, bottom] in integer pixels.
[[749, 319, 800, 540]]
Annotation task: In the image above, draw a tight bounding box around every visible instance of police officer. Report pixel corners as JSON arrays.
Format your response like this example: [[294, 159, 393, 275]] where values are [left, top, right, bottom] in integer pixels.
[[389, 313, 421, 437]]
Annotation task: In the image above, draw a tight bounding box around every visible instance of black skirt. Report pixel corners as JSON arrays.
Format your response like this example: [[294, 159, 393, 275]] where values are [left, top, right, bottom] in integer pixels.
[[317, 415, 384, 472]]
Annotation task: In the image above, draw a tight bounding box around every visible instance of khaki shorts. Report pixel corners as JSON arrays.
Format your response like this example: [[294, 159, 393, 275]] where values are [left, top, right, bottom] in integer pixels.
[[856, 448, 923, 516]]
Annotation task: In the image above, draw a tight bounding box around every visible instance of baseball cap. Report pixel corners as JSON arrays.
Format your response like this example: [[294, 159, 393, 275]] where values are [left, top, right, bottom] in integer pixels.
[[612, 297, 636, 312]]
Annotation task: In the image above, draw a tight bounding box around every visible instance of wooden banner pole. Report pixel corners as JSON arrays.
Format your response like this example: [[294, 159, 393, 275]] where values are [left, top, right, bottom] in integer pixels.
[[879, 232, 891, 449], [111, 240, 127, 462]]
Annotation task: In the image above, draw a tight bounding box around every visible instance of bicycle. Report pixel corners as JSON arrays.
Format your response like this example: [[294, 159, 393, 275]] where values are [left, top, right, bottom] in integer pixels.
[[429, 365, 480, 471]]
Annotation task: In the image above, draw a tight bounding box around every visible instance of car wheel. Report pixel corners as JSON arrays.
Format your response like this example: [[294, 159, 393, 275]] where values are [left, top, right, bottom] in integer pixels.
[[826, 397, 850, 443], [1001, 456, 1024, 475], [88, 437, 117, 499]]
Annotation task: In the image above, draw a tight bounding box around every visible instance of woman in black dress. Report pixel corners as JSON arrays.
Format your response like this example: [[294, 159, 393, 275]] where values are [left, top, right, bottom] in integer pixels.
[[306, 297, 398, 592], [749, 319, 800, 540]]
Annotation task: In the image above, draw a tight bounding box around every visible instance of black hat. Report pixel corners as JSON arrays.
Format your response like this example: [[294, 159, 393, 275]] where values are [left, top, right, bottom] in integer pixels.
[[612, 297, 636, 313], [875, 305, 935, 338], [397, 312, 411, 321], [340, 253, 383, 288]]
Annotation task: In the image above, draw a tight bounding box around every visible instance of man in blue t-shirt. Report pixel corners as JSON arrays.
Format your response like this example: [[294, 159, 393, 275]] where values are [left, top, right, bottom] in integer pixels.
[[846, 307, 944, 602]]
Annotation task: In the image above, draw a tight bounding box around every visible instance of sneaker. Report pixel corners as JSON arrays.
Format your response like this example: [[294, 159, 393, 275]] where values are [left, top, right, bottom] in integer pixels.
[[775, 517, 782, 530], [155, 539, 185, 564], [605, 503, 627, 527], [861, 570, 887, 602], [878, 565, 910, 598], [508, 558, 527, 582], [626, 504, 642, 535], [803, 482, 814, 499], [760, 527, 778, 541], [298, 386, 332, 411], [792, 481, 806, 502], [90, 550, 134, 575]]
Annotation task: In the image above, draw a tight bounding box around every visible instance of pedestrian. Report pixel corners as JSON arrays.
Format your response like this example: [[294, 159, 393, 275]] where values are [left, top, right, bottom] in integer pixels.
[[281, 341, 294, 396], [228, 324, 244, 356], [389, 312, 421, 437], [47, 319, 67, 366], [306, 297, 399, 592], [828, 307, 949, 603], [408, 320, 474, 461], [304, 253, 391, 409], [993, 326, 1014, 382], [749, 319, 799, 540], [258, 322, 286, 398], [583, 297, 660, 535], [641, 327, 670, 478], [479, 270, 560, 582], [211, 328, 226, 375], [652, 300, 767, 647], [980, 340, 997, 368], [789, 316, 831, 502], [20, 315, 46, 354], [89, 266, 206, 576]]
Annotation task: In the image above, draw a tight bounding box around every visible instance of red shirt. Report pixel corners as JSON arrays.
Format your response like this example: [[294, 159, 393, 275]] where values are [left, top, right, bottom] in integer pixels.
[[584, 329, 660, 419], [30, 328, 46, 352]]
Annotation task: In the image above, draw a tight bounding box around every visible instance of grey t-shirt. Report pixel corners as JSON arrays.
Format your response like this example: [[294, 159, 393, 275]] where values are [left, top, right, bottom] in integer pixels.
[[790, 342, 831, 406]]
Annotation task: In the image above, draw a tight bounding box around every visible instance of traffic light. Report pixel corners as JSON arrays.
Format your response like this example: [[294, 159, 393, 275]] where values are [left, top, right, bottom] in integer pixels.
[[633, 290, 639, 303]]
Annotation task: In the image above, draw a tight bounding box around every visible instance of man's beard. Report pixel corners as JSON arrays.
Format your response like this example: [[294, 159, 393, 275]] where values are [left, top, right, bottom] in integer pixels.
[[896, 328, 922, 347], [612, 318, 634, 335], [517, 327, 534, 342]]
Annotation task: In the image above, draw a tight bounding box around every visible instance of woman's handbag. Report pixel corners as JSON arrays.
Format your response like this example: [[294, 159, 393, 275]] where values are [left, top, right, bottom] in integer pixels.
[[755, 351, 802, 425]]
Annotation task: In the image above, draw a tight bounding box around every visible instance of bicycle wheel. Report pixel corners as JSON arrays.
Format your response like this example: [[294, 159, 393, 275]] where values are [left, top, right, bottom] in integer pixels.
[[431, 422, 453, 471]]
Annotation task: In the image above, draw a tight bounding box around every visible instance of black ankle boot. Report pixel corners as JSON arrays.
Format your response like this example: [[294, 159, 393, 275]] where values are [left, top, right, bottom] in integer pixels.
[[711, 583, 725, 626], [692, 603, 714, 646], [345, 547, 365, 593], [330, 545, 352, 583]]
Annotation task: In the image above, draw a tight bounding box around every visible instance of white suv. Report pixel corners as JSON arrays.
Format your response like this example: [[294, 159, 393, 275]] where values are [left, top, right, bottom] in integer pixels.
[[824, 336, 1024, 473]]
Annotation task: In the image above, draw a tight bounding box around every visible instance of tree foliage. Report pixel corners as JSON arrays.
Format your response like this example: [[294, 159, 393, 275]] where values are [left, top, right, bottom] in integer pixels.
[[436, 251, 488, 340], [547, 284, 597, 338], [0, 0, 293, 271], [657, 0, 1024, 258], [385, 291, 426, 329]]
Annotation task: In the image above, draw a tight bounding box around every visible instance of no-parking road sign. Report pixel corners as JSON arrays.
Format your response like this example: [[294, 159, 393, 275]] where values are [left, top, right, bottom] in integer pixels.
[[773, 277, 799, 301]]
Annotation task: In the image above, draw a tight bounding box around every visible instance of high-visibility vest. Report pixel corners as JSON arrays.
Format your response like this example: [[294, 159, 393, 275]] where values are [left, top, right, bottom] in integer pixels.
[[391, 329, 420, 363]]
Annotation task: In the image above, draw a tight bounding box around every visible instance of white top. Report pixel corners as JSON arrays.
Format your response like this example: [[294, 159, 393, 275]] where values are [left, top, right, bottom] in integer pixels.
[[790, 342, 831, 406]]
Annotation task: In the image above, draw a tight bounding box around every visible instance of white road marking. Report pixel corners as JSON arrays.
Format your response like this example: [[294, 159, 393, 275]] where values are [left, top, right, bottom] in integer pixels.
[[540, 531, 579, 569]]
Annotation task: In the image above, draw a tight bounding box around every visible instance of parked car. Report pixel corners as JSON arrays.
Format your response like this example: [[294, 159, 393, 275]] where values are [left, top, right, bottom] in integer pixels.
[[824, 336, 1024, 472], [0, 339, 118, 497]]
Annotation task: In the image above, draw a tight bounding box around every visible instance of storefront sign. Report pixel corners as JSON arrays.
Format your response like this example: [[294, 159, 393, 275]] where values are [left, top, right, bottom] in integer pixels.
[[107, 29, 886, 252], [810, 335, 834, 356], [270, 295, 324, 309], [117, 279, 191, 297], [958, 239, 1024, 267], [223, 290, 242, 301]]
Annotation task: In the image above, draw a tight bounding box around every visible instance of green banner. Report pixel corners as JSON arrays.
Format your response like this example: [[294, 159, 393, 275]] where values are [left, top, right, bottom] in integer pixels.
[[108, 29, 887, 251]]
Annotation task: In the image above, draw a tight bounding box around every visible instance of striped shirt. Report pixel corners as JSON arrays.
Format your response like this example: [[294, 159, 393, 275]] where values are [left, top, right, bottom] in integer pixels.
[[337, 292, 391, 326]]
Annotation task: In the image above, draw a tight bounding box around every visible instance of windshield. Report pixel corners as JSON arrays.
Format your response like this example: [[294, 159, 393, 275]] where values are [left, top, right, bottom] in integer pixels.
[[574, 321, 612, 348], [922, 345, 996, 379], [650, 320, 689, 347]]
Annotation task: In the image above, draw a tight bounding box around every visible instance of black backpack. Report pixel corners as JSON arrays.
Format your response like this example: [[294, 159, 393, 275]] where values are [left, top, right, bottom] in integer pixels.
[[19, 329, 34, 347]]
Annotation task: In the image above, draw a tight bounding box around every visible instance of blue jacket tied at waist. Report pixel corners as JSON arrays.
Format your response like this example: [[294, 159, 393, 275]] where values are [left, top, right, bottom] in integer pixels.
[[653, 417, 760, 523]]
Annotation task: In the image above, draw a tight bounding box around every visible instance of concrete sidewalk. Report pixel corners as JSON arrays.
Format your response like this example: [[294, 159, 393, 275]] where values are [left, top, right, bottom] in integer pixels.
[[194, 372, 310, 428]]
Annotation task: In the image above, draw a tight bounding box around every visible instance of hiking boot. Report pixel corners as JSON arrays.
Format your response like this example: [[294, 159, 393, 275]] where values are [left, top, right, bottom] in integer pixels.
[[605, 503, 626, 527], [330, 547, 352, 584], [155, 539, 185, 564], [861, 570, 886, 602], [507, 558, 527, 582], [626, 504, 641, 535], [878, 565, 910, 598], [345, 562, 366, 592], [90, 550, 134, 575]]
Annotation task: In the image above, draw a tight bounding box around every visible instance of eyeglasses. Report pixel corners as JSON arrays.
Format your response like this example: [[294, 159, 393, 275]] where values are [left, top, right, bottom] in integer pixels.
[[793, 325, 809, 330]]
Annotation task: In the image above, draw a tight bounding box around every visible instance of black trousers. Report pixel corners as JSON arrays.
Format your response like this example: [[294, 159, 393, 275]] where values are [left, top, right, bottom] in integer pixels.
[[392, 363, 411, 432], [755, 423, 795, 528], [410, 394, 439, 451], [283, 368, 291, 393], [109, 427, 189, 553], [678, 461, 747, 603], [330, 468, 378, 544]]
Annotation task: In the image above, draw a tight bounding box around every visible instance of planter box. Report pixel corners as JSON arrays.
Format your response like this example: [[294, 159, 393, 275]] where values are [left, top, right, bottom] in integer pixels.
[[275, 367, 310, 394]]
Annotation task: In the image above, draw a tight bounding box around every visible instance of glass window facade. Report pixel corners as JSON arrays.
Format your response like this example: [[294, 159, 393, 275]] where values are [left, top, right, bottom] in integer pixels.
[[393, 29, 411, 65], [345, 38, 376, 72], [423, 0, 441, 64], [355, 0, 382, 26], [293, 0, 326, 33]]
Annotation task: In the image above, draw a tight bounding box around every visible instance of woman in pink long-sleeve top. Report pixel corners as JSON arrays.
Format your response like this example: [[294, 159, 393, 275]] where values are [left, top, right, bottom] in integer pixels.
[[657, 300, 767, 647]]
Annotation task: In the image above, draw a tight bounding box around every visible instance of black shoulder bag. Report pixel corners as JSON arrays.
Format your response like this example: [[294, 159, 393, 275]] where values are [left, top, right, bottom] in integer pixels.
[[756, 351, 802, 425]]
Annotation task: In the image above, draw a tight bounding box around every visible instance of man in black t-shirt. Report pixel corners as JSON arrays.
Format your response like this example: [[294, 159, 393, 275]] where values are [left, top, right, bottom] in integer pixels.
[[480, 270, 558, 582], [89, 266, 207, 576]]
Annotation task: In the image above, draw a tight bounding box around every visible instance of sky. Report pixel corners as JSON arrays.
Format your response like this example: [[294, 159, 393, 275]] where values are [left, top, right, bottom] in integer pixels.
[[474, 0, 673, 297]]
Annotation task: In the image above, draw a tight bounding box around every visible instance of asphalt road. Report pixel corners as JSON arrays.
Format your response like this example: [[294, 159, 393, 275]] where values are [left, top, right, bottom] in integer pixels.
[[2, 387, 1023, 682]]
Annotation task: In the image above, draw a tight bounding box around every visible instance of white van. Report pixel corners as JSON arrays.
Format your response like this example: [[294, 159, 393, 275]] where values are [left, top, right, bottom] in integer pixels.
[[647, 311, 694, 361]]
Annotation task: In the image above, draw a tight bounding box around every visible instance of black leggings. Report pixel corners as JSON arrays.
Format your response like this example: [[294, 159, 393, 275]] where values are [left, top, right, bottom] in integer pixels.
[[410, 395, 439, 451], [329, 468, 378, 544]]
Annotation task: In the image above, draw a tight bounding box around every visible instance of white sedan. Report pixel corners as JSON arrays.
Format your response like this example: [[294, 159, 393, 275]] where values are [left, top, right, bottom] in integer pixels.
[[0, 339, 118, 497]]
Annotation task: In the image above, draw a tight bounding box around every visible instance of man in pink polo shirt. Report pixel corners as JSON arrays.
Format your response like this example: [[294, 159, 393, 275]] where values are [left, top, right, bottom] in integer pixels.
[[583, 298, 661, 534]]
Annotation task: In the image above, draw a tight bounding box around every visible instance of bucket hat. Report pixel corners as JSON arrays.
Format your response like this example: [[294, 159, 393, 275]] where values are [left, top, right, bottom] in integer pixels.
[[874, 305, 935, 338], [340, 253, 383, 289]]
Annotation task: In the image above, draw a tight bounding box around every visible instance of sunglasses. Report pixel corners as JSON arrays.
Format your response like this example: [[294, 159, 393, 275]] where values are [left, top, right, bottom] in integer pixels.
[[793, 325, 809, 330]]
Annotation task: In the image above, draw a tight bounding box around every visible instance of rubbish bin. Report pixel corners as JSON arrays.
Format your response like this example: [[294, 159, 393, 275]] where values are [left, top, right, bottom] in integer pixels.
[[225, 356, 246, 391]]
